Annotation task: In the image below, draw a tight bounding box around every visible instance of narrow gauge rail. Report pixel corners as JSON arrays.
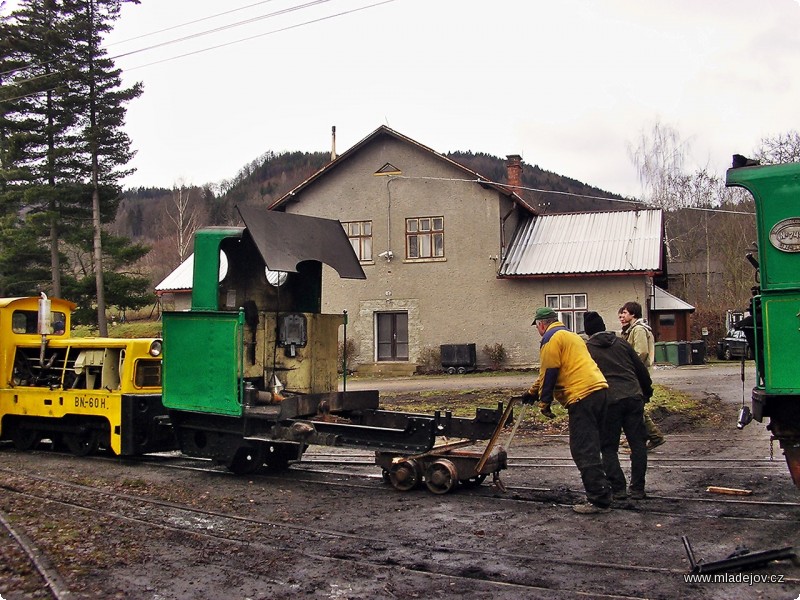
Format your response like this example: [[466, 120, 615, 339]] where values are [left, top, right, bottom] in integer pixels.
[[7, 449, 798, 523], [6, 468, 795, 600], [0, 507, 71, 600]]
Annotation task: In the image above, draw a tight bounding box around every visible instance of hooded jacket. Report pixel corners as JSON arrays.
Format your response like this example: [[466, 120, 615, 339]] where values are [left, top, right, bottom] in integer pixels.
[[585, 331, 653, 403], [623, 318, 655, 368]]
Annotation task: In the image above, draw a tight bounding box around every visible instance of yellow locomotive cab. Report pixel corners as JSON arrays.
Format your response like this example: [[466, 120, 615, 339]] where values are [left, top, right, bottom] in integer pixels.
[[0, 296, 175, 456]]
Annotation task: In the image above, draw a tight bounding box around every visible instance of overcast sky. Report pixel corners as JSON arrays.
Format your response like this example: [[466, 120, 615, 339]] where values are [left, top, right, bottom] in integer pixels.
[[6, 0, 800, 197]]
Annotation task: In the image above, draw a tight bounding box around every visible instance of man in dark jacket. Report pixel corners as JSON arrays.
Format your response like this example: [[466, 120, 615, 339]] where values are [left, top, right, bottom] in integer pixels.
[[584, 311, 652, 500]]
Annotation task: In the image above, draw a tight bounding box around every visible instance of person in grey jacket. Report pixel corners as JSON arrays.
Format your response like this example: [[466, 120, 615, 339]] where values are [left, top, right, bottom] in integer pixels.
[[584, 311, 652, 500]]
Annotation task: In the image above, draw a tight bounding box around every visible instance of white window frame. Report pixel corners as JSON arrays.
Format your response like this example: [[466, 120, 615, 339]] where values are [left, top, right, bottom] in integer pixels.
[[545, 293, 588, 333], [406, 216, 445, 260], [342, 220, 373, 262]]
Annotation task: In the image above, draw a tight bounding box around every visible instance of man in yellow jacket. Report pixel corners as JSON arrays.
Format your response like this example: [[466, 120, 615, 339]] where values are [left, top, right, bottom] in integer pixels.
[[523, 307, 613, 514]]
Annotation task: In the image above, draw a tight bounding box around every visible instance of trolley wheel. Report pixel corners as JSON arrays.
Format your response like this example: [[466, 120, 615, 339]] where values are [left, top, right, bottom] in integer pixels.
[[64, 430, 99, 457], [381, 469, 391, 484], [12, 427, 40, 451], [389, 459, 423, 491], [227, 444, 265, 475], [446, 367, 456, 375], [425, 459, 458, 494], [459, 474, 487, 488], [457, 367, 467, 375]]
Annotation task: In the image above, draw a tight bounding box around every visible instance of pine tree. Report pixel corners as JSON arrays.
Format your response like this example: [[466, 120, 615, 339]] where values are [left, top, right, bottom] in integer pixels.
[[1, 0, 147, 330], [64, 0, 142, 335]]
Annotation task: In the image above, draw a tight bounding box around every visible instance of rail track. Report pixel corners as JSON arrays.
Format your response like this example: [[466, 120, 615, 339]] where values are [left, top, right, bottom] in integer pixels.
[[4, 463, 797, 600], [0, 436, 797, 600]]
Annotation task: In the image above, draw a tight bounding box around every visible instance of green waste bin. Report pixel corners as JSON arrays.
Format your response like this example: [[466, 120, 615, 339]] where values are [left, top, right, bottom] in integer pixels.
[[664, 342, 679, 366], [654, 342, 668, 364]]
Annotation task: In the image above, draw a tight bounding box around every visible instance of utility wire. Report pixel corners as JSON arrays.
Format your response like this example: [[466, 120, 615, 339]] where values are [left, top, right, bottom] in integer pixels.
[[392, 175, 755, 215], [116, 0, 396, 71], [110, 0, 338, 61], [107, 0, 284, 47], [1, 0, 395, 84]]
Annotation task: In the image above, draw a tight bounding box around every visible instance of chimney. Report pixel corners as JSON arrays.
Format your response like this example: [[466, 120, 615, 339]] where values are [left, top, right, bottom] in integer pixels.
[[331, 126, 337, 161], [506, 154, 522, 196]]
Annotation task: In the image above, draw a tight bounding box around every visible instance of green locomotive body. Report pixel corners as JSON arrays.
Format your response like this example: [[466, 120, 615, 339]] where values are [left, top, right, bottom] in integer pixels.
[[726, 157, 800, 487]]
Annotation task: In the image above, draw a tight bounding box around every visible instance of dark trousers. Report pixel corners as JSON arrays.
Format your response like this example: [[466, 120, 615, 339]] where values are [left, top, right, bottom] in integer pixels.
[[566, 389, 611, 507], [601, 396, 647, 493]]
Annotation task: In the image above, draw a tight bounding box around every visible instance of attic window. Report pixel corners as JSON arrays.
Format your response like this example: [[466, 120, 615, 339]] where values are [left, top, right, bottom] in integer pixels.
[[374, 162, 401, 176]]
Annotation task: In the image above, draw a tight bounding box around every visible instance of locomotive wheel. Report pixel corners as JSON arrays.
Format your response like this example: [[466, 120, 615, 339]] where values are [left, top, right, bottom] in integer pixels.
[[64, 430, 99, 457], [263, 447, 291, 472], [227, 444, 265, 475], [425, 459, 458, 494], [388, 459, 423, 491], [459, 474, 487, 488], [12, 427, 40, 451]]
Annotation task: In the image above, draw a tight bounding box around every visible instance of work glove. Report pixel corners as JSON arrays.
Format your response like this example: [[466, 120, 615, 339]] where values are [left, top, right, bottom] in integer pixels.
[[538, 401, 555, 419], [520, 391, 538, 405]]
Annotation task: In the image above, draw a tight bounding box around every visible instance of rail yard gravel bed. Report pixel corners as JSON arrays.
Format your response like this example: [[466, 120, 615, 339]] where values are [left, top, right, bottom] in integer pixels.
[[0, 363, 798, 599]]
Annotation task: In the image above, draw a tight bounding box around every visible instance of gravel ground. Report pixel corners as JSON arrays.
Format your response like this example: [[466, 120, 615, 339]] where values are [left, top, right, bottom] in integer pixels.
[[0, 362, 798, 600]]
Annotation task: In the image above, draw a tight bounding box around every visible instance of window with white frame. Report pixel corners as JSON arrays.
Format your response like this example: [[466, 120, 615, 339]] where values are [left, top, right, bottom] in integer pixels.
[[342, 220, 373, 262], [545, 293, 588, 333], [406, 216, 444, 259]]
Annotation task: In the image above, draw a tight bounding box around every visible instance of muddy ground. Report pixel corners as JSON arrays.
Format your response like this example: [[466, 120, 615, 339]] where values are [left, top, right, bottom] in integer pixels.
[[0, 362, 798, 599]]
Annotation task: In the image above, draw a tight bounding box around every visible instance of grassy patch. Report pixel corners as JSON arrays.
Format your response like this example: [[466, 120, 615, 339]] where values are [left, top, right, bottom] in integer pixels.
[[72, 320, 162, 339], [379, 383, 717, 435]]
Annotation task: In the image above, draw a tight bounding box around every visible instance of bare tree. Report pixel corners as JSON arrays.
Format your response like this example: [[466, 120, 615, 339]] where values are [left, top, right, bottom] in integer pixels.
[[165, 180, 198, 264], [752, 130, 800, 165], [627, 120, 691, 209]]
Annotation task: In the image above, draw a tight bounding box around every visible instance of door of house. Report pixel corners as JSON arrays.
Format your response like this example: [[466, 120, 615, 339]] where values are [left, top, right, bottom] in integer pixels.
[[376, 312, 409, 361], [656, 312, 677, 342]]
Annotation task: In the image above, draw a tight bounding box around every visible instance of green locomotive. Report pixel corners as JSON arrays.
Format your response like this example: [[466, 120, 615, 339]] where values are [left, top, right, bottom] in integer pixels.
[[726, 156, 800, 488], [162, 207, 505, 477]]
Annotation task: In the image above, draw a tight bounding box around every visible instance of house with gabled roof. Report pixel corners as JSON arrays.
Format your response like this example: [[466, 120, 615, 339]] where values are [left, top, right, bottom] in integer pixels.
[[262, 125, 672, 373]]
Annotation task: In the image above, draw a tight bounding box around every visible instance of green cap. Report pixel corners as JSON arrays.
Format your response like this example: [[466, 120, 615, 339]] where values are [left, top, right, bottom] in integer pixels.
[[532, 307, 557, 325]]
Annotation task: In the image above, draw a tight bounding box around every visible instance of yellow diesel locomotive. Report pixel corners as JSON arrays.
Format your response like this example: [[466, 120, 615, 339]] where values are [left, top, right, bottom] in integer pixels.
[[0, 295, 175, 456]]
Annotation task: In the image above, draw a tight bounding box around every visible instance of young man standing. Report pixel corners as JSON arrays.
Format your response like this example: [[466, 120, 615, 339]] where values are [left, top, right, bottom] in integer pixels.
[[584, 311, 651, 500], [619, 301, 666, 450], [523, 307, 612, 514]]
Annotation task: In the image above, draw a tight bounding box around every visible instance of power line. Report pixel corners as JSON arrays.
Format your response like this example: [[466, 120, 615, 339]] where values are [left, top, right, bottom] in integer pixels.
[[110, 0, 338, 61], [115, 0, 397, 71], [2, 1, 397, 89], [107, 0, 285, 47], [392, 175, 756, 215]]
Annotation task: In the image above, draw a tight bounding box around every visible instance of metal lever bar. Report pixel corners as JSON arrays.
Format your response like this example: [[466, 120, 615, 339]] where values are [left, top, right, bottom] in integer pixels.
[[682, 536, 796, 574]]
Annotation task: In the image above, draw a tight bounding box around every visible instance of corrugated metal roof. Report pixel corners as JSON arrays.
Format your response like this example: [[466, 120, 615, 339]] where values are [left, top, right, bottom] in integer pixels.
[[499, 209, 663, 276], [155, 254, 194, 293], [652, 285, 694, 311]]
